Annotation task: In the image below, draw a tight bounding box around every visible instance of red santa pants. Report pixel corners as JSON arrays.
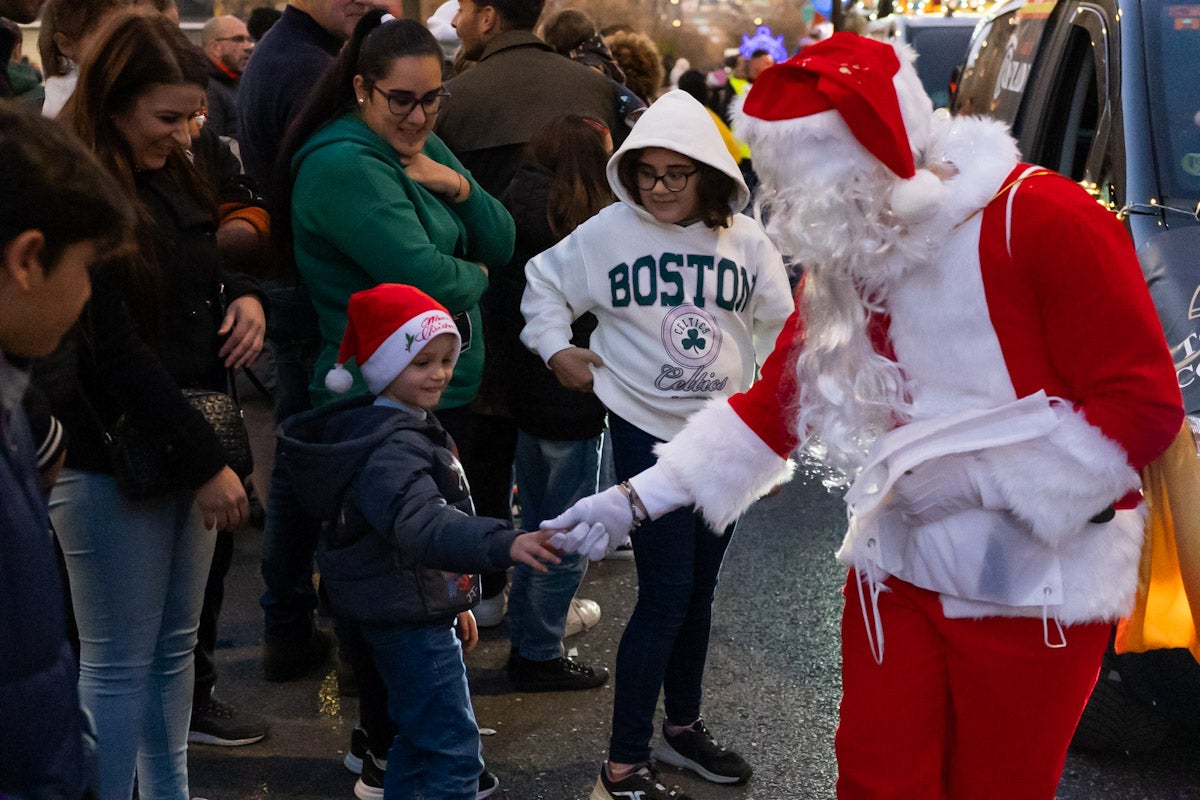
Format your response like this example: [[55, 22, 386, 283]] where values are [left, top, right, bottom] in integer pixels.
[[836, 572, 1110, 800]]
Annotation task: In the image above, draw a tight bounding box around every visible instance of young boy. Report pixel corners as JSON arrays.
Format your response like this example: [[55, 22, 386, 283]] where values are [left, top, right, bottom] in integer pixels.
[[275, 283, 575, 800], [0, 102, 132, 798]]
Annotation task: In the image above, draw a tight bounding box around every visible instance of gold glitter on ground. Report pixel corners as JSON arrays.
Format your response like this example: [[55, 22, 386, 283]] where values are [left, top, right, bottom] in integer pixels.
[[317, 669, 341, 717]]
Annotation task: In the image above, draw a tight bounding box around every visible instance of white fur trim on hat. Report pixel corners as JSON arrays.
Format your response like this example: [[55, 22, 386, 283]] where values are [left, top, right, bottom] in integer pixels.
[[359, 309, 459, 395]]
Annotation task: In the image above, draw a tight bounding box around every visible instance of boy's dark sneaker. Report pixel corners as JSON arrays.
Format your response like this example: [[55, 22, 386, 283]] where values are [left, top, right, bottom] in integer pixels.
[[187, 694, 268, 746], [477, 767, 500, 799], [652, 720, 752, 785], [507, 651, 609, 692], [344, 725, 368, 774], [353, 752, 385, 800], [589, 763, 694, 800]]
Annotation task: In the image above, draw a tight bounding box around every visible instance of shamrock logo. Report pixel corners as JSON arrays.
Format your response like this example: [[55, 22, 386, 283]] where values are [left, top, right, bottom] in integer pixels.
[[681, 327, 706, 352]]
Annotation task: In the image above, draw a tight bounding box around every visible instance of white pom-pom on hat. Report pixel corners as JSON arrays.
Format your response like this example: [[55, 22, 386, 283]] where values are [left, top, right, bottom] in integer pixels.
[[890, 168, 949, 224], [325, 363, 354, 394]]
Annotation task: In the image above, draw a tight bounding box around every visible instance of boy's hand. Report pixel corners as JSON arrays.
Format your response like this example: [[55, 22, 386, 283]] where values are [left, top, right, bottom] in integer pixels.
[[510, 529, 563, 572], [455, 611, 478, 653]]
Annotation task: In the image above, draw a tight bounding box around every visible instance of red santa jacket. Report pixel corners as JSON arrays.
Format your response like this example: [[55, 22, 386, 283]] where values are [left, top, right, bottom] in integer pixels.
[[650, 121, 1182, 623]]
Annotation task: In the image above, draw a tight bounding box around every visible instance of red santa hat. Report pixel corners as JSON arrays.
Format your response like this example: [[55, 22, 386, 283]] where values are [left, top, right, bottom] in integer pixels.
[[325, 284, 461, 395], [739, 32, 947, 222]]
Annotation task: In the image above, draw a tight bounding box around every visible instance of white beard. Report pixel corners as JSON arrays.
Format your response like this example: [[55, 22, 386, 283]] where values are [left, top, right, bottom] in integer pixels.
[[755, 162, 935, 487]]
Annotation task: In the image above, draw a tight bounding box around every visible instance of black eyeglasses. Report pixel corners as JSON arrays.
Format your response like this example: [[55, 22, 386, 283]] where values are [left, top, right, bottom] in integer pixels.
[[634, 165, 698, 192], [214, 35, 254, 44], [365, 84, 451, 119]]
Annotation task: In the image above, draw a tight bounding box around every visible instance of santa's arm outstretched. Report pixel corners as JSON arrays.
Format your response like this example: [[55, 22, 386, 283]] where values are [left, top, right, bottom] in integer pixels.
[[545, 311, 803, 559]]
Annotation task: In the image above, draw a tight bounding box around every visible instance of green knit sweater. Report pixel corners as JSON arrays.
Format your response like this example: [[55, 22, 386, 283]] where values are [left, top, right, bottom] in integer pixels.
[[291, 113, 515, 409]]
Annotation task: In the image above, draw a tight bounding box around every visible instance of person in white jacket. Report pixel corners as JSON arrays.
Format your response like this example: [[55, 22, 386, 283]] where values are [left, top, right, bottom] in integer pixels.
[[543, 33, 1184, 800], [520, 88, 793, 800]]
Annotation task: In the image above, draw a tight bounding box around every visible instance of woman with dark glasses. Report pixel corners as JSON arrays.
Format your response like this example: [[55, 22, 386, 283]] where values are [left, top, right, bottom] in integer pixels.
[[273, 11, 514, 799]]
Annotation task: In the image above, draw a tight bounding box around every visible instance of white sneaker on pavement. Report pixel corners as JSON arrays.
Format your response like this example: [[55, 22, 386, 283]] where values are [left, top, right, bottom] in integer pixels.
[[565, 597, 601, 637]]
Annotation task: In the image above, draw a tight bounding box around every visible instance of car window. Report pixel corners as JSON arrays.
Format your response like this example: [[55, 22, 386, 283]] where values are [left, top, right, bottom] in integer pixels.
[[952, 3, 1049, 121], [1027, 23, 1102, 179], [906, 24, 978, 108], [1144, 1, 1200, 206]]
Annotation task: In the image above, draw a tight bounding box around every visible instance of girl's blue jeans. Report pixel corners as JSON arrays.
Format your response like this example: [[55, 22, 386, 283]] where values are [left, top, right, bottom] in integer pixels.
[[606, 415, 736, 765]]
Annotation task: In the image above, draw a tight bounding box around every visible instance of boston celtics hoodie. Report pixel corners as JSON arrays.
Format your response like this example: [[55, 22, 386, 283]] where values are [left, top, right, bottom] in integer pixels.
[[520, 89, 794, 441]]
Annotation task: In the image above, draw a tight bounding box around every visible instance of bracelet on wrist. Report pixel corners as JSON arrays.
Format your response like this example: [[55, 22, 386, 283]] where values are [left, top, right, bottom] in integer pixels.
[[617, 480, 649, 529]]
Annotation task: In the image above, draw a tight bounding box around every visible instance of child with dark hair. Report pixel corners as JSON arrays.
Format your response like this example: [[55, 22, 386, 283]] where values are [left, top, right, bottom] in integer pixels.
[[0, 100, 133, 800], [520, 90, 794, 800]]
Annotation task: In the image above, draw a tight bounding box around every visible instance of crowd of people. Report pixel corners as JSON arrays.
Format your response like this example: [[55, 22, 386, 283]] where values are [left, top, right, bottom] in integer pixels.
[[0, 1, 1186, 800]]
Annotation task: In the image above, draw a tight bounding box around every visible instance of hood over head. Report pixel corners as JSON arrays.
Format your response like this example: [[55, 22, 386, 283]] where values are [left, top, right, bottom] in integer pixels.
[[607, 89, 750, 214], [276, 397, 439, 522]]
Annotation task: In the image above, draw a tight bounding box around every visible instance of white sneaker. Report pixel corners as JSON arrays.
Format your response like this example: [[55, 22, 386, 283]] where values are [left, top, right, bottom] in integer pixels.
[[474, 591, 508, 628], [565, 597, 601, 637]]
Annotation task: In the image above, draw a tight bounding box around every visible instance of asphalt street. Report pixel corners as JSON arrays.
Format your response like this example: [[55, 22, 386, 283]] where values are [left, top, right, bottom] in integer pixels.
[[187, 396, 1200, 799]]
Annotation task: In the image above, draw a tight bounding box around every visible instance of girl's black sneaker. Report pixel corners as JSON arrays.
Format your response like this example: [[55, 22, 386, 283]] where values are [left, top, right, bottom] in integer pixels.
[[589, 762, 695, 800], [653, 720, 752, 785]]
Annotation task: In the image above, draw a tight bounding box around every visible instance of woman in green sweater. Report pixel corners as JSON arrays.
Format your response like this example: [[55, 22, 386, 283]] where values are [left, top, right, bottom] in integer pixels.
[[279, 11, 514, 412], [273, 13, 514, 797]]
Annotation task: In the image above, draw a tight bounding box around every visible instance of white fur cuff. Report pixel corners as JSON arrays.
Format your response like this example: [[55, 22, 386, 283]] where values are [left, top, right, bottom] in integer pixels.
[[653, 399, 795, 530], [979, 405, 1140, 546]]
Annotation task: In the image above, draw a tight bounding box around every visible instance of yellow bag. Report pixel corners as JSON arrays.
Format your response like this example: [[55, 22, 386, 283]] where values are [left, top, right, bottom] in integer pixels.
[[1115, 422, 1200, 662]]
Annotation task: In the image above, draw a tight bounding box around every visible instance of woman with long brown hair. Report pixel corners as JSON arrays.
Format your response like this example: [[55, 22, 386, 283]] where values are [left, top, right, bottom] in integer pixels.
[[42, 9, 264, 799], [496, 114, 618, 692]]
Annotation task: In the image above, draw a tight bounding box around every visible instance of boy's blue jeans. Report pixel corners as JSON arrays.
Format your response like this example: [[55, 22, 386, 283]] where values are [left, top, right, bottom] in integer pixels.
[[606, 415, 736, 765], [508, 430, 602, 660], [362, 621, 482, 800]]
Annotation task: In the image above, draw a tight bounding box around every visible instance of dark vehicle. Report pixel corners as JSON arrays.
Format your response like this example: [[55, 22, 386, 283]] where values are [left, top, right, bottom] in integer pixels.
[[953, 0, 1200, 756], [871, 13, 983, 107], [952, 0, 1200, 413]]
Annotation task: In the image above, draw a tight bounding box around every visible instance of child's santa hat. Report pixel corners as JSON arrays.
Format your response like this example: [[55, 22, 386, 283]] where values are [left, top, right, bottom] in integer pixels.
[[737, 32, 947, 222], [325, 283, 461, 395]]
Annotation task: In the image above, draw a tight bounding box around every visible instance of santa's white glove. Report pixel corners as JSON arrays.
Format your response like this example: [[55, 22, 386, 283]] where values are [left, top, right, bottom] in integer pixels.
[[549, 523, 611, 562], [542, 464, 694, 561], [541, 486, 632, 561], [890, 452, 999, 526]]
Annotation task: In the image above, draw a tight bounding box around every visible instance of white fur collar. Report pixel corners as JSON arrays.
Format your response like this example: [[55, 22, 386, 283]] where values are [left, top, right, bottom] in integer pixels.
[[914, 115, 1021, 237]]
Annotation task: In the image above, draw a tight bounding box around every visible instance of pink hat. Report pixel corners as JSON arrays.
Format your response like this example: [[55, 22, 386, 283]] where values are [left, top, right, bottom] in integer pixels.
[[325, 284, 461, 395]]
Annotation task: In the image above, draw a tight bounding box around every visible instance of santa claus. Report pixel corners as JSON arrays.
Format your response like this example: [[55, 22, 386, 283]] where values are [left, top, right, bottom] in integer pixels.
[[545, 32, 1184, 799]]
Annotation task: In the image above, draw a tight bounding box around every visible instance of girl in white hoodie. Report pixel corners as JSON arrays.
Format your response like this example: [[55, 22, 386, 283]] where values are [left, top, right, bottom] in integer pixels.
[[521, 89, 793, 800]]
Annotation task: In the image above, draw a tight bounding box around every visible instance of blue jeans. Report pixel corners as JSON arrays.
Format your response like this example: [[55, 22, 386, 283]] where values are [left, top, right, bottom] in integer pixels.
[[508, 431, 602, 660], [260, 279, 322, 639], [362, 622, 482, 800], [606, 415, 736, 765], [50, 470, 216, 800]]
